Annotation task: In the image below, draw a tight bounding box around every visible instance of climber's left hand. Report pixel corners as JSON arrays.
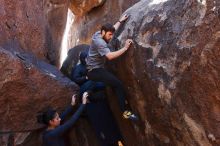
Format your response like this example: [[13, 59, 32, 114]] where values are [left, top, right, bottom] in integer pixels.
[[119, 14, 129, 22]]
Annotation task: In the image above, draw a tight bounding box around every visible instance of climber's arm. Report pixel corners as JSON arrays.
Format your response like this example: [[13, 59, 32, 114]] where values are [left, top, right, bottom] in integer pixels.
[[113, 14, 129, 31], [105, 39, 133, 60]]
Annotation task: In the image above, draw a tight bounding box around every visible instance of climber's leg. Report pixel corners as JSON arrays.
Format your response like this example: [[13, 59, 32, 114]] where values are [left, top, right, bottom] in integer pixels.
[[87, 68, 138, 121]]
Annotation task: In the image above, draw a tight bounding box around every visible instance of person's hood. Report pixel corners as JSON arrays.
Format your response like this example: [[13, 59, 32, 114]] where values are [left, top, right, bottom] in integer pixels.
[[79, 51, 87, 65]]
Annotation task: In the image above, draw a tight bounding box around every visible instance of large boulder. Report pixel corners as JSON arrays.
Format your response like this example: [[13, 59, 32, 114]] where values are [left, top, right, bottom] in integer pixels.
[[0, 47, 78, 131], [0, 0, 48, 60], [0, 0, 69, 66], [0, 47, 78, 145], [108, 0, 220, 145]]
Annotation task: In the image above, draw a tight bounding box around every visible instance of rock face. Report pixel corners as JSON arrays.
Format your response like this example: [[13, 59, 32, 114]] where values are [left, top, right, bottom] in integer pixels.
[[0, 0, 68, 66], [106, 0, 220, 145], [0, 46, 77, 145], [0, 47, 77, 131], [0, 0, 48, 60], [69, 0, 106, 16]]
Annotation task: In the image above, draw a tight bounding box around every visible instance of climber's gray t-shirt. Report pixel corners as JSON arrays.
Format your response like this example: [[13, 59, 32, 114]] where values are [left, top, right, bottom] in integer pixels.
[[86, 31, 110, 70]]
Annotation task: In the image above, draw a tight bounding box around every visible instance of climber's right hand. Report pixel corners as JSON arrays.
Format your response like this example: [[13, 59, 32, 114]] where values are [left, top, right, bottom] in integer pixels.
[[125, 39, 133, 49]]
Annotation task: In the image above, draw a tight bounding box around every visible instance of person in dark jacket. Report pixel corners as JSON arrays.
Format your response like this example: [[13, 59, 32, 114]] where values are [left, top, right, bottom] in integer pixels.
[[37, 92, 88, 146], [71, 51, 105, 101], [71, 51, 88, 85]]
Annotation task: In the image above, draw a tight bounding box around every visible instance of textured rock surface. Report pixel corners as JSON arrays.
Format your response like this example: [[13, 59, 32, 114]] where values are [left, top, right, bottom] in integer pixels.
[[69, 0, 106, 16], [0, 0, 47, 60], [0, 0, 68, 66], [0, 46, 79, 145], [106, 0, 220, 145], [0, 47, 77, 131]]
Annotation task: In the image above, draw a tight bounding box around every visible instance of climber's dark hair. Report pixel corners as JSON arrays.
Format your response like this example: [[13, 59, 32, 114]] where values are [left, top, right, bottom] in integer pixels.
[[101, 23, 115, 33], [37, 108, 57, 125]]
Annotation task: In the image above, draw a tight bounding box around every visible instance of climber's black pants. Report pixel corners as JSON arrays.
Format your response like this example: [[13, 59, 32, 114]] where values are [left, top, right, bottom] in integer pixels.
[[87, 68, 126, 112]]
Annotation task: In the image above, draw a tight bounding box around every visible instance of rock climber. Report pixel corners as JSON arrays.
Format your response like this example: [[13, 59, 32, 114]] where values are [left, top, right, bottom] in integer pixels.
[[86, 14, 138, 121]]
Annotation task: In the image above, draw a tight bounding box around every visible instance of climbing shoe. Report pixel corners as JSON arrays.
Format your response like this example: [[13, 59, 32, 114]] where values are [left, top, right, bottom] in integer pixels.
[[123, 110, 138, 121]]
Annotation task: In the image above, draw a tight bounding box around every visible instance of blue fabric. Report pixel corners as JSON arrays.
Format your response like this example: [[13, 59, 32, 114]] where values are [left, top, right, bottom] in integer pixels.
[[71, 62, 105, 96], [71, 64, 88, 85], [42, 104, 85, 146], [80, 80, 105, 95]]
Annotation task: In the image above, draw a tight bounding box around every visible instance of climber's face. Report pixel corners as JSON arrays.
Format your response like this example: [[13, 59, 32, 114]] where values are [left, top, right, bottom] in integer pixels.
[[102, 30, 113, 43], [49, 112, 61, 127]]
